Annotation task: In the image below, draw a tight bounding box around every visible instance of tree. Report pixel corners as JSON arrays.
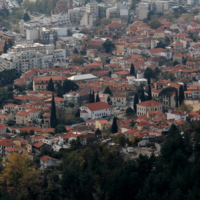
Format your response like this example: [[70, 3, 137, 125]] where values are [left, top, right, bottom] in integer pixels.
[[89, 89, 92, 103], [47, 78, 54, 92], [3, 41, 8, 53], [8, 39, 13, 48], [0, 153, 41, 197], [148, 84, 152, 100], [134, 93, 139, 112], [107, 96, 111, 104], [104, 86, 112, 95], [75, 109, 80, 118], [179, 85, 184, 106], [141, 86, 145, 102], [102, 40, 115, 53], [92, 90, 95, 103], [175, 89, 178, 108], [50, 94, 57, 128], [27, 81, 33, 90], [184, 83, 187, 91], [62, 79, 79, 94], [126, 107, 134, 116], [173, 60, 179, 66], [177, 101, 192, 113], [111, 117, 118, 133], [96, 92, 100, 102], [149, 19, 161, 29], [72, 55, 85, 64], [55, 124, 67, 133], [95, 128, 101, 136], [56, 82, 63, 98], [116, 134, 126, 146], [130, 63, 135, 76], [144, 67, 156, 79], [147, 76, 151, 85], [159, 87, 177, 107]]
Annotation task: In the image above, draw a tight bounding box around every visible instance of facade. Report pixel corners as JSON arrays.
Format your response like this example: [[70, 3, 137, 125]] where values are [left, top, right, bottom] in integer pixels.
[[111, 94, 126, 106], [32, 76, 68, 92], [63, 91, 80, 103], [95, 120, 110, 130], [80, 102, 111, 120], [136, 100, 162, 116]]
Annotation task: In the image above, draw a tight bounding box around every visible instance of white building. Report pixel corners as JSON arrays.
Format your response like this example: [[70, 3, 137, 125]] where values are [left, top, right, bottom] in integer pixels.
[[68, 74, 97, 82], [138, 3, 149, 20], [40, 155, 61, 170], [80, 102, 111, 120], [86, 1, 99, 16], [80, 12, 96, 28], [63, 91, 80, 103], [166, 110, 188, 121]]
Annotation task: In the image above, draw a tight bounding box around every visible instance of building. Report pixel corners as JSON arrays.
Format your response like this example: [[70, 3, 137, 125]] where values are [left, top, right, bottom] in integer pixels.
[[86, 1, 99, 16], [68, 74, 98, 82], [63, 91, 80, 103], [80, 12, 96, 28], [95, 120, 110, 130], [40, 155, 61, 170], [137, 3, 150, 20], [80, 102, 111, 120], [0, 139, 15, 157], [111, 94, 126, 106], [136, 100, 162, 116], [32, 76, 68, 92]]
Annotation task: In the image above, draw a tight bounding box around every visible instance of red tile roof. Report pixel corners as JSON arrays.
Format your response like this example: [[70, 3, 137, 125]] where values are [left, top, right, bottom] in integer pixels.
[[83, 102, 111, 111], [137, 100, 162, 107]]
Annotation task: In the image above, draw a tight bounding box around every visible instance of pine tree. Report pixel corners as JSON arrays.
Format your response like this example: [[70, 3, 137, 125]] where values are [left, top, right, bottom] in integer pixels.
[[107, 96, 111, 104], [179, 85, 184, 106], [147, 76, 151, 85], [23, 12, 30, 21], [96, 93, 100, 102], [175, 89, 178, 108], [148, 84, 152, 100], [56, 82, 63, 97], [111, 117, 118, 133], [3, 41, 8, 53], [95, 128, 101, 136], [141, 87, 145, 102], [47, 78, 54, 92], [104, 86, 112, 95], [130, 63, 135, 76], [50, 94, 57, 128], [89, 89, 92, 103], [134, 93, 139, 112], [8, 39, 13, 48]]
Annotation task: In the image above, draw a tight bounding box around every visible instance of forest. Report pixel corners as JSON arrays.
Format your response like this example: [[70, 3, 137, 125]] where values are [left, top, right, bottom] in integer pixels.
[[0, 124, 200, 200]]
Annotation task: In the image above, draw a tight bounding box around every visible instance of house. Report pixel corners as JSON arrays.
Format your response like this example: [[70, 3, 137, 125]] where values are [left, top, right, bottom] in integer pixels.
[[136, 100, 162, 116], [188, 111, 200, 122], [40, 155, 61, 170], [45, 97, 65, 107], [79, 133, 97, 145], [80, 102, 111, 120], [5, 147, 25, 157], [0, 139, 15, 157], [111, 94, 126, 107], [27, 141, 51, 155], [63, 91, 80, 104], [166, 110, 188, 121], [95, 120, 110, 130]]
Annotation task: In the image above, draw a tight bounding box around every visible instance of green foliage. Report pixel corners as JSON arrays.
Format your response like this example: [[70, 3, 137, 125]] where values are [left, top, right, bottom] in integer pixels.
[[149, 19, 161, 29], [3, 41, 8, 53], [96, 93, 100, 102], [72, 55, 85, 64], [27, 81, 33, 90], [116, 134, 126, 146], [0, 69, 20, 87], [144, 67, 156, 79], [179, 85, 184, 106], [47, 78, 54, 92], [173, 60, 179, 66], [95, 128, 101, 136], [159, 87, 177, 107], [148, 84, 152, 100], [134, 93, 139, 112], [111, 117, 118, 133], [175, 89, 178, 108], [104, 86, 112, 95], [23, 12, 30, 21], [141, 86, 145, 102], [130, 63, 135, 76], [50, 94, 57, 128], [107, 96, 111, 104], [103, 40, 115, 53], [54, 124, 67, 134], [126, 107, 134, 116], [62, 80, 79, 94]]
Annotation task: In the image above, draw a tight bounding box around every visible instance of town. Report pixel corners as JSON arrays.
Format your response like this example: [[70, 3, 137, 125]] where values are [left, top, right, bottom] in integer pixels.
[[0, 0, 199, 199]]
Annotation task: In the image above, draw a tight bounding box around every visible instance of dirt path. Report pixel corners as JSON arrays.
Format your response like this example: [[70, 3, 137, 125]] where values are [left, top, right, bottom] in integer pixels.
[[185, 100, 200, 111]]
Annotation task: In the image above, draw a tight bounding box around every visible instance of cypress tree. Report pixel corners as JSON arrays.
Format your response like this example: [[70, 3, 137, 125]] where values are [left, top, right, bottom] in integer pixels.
[[111, 117, 118, 133], [107, 96, 111, 104], [130, 63, 135, 76], [47, 78, 54, 92], [3, 41, 8, 53], [147, 76, 151, 85], [50, 94, 57, 128], [179, 85, 184, 106], [148, 84, 152, 100], [96, 93, 100, 102], [141, 87, 145, 102], [56, 82, 63, 97], [184, 83, 187, 91], [92, 90, 95, 103], [134, 93, 139, 112], [175, 89, 178, 108], [89, 89, 92, 103]]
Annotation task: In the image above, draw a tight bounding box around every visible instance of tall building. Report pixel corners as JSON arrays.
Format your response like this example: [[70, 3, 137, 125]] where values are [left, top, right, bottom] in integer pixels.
[[137, 3, 150, 20], [86, 1, 99, 17]]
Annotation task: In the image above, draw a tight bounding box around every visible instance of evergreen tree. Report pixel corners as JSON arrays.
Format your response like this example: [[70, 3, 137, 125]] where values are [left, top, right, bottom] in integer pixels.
[[104, 86, 112, 95], [179, 85, 184, 106], [50, 94, 57, 128], [8, 39, 13, 48], [111, 117, 118, 133], [75, 109, 80, 118], [23, 12, 30, 21], [89, 89, 92, 103], [96, 92, 100, 102], [56, 82, 63, 97], [130, 63, 135, 76], [147, 76, 151, 85], [95, 128, 101, 136], [107, 96, 111, 104], [42, 174, 48, 189], [184, 83, 187, 91], [92, 90, 95, 103], [141, 87, 145, 102], [134, 93, 139, 112], [148, 84, 152, 100], [47, 78, 54, 92], [3, 41, 8, 53], [175, 89, 178, 108]]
